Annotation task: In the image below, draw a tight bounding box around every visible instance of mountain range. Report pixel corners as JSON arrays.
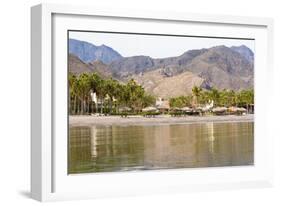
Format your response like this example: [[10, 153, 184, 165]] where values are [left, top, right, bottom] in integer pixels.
[[69, 39, 254, 98]]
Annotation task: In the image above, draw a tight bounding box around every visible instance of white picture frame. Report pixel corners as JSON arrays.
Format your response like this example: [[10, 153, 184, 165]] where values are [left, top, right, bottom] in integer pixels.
[[31, 3, 274, 202]]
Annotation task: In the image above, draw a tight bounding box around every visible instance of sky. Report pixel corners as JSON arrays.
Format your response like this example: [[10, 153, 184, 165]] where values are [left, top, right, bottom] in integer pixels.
[[69, 31, 255, 59]]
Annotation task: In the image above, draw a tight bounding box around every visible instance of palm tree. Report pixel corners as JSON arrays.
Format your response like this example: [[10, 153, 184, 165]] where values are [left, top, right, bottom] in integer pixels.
[[96, 78, 107, 114], [237, 89, 254, 112], [192, 86, 202, 106], [200, 90, 211, 105], [88, 73, 101, 113], [104, 78, 118, 113], [68, 73, 77, 114], [77, 73, 91, 114], [130, 79, 147, 112], [219, 89, 229, 107], [142, 94, 156, 108], [209, 87, 220, 106]]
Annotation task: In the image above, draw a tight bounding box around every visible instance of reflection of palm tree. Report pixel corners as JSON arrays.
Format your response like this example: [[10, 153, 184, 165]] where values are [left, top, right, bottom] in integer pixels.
[[90, 126, 98, 158], [206, 122, 215, 154]]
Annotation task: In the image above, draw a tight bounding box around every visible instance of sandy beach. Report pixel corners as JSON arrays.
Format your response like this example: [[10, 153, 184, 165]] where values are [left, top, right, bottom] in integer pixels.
[[69, 114, 254, 126]]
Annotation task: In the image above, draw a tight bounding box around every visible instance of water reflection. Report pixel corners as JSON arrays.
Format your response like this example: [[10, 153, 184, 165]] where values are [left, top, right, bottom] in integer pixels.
[[68, 122, 254, 174]]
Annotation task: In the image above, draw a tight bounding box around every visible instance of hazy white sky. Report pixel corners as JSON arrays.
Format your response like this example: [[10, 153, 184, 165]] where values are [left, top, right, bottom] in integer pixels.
[[69, 31, 255, 59]]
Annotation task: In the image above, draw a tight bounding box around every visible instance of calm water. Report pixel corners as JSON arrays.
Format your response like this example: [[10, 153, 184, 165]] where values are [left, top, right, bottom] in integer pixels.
[[68, 122, 254, 174]]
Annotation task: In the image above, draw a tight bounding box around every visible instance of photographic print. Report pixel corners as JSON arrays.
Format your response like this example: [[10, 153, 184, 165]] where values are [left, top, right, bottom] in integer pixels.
[[68, 31, 254, 174]]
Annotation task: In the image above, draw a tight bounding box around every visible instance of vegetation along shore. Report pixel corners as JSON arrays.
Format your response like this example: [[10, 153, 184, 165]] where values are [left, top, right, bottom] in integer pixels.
[[69, 72, 254, 117]]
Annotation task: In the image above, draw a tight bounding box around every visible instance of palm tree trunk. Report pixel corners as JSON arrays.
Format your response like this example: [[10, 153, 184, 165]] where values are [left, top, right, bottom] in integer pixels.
[[95, 102, 98, 113], [116, 102, 118, 113], [83, 99, 86, 114], [109, 99, 113, 114], [77, 99, 80, 114], [101, 99, 103, 114], [87, 99, 90, 114], [73, 96, 77, 114], [80, 98, 84, 115], [69, 96, 72, 115]]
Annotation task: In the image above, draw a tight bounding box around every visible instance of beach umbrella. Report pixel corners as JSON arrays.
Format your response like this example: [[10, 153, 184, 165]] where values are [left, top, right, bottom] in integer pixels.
[[142, 106, 158, 112], [237, 107, 247, 113], [237, 107, 247, 112], [228, 107, 246, 113], [181, 107, 192, 112], [202, 107, 210, 112], [212, 107, 227, 113], [228, 106, 239, 112]]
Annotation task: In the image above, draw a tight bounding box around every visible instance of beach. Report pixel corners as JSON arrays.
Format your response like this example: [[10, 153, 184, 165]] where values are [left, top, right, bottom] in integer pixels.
[[69, 114, 254, 126]]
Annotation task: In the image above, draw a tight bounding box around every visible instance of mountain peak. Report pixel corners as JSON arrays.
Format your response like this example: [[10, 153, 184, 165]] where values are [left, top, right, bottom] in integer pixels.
[[212, 45, 228, 49], [100, 44, 108, 48], [232, 44, 249, 49], [230, 45, 254, 63], [69, 39, 122, 64]]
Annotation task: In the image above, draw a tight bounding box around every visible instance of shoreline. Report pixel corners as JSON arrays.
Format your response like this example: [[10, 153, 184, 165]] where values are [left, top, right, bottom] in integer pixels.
[[69, 114, 254, 127]]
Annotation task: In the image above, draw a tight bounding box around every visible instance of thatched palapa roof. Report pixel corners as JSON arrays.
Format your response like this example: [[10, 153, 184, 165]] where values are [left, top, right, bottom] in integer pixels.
[[142, 106, 158, 112], [228, 106, 247, 112], [212, 107, 227, 113], [180, 107, 192, 112]]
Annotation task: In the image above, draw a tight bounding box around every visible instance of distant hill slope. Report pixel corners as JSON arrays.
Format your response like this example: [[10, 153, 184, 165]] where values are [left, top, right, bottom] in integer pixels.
[[109, 55, 155, 78], [69, 39, 123, 64], [69, 54, 93, 74], [131, 69, 204, 98], [68, 44, 254, 98], [69, 54, 112, 78], [88, 60, 113, 78]]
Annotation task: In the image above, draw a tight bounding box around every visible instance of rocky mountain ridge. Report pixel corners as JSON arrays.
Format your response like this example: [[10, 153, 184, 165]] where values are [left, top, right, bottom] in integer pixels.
[[69, 41, 254, 98]]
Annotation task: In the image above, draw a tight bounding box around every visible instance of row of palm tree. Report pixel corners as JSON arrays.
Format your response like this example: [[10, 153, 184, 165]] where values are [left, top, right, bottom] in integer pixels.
[[170, 86, 254, 109], [69, 72, 155, 115], [69, 72, 254, 115]]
